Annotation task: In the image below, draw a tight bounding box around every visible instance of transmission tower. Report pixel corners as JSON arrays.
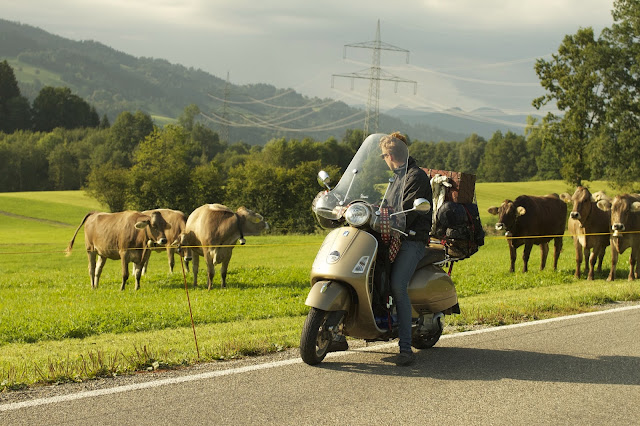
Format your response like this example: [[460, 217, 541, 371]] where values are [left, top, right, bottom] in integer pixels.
[[332, 20, 417, 136], [220, 71, 231, 143]]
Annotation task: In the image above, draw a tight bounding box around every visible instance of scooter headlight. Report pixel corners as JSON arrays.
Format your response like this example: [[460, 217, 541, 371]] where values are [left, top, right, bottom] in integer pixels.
[[344, 203, 371, 227]]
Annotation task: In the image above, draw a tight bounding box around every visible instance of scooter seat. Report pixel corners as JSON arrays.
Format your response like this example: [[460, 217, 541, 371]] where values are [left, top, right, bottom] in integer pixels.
[[416, 245, 446, 269]]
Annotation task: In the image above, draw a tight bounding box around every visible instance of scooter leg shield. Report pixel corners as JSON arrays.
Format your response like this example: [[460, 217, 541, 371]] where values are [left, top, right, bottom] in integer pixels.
[[305, 280, 350, 311]]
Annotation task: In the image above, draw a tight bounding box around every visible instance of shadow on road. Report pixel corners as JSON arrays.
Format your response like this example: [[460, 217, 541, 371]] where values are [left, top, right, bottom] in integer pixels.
[[319, 346, 640, 386]]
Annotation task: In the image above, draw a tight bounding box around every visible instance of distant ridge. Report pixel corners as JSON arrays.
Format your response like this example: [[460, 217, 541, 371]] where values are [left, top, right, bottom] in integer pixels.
[[1, 18, 527, 144]]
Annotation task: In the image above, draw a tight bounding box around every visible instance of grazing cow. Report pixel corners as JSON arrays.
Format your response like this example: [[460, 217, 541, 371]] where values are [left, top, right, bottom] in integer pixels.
[[560, 187, 611, 280], [66, 211, 171, 290], [488, 194, 566, 273], [181, 204, 268, 289], [596, 194, 640, 281], [142, 209, 189, 274]]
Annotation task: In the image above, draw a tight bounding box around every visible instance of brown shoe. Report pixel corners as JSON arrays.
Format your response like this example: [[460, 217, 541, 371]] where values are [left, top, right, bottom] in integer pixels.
[[395, 350, 415, 366], [328, 336, 349, 352]]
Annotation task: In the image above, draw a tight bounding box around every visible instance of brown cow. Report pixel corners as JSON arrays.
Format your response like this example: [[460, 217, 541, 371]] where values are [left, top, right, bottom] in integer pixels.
[[66, 211, 171, 290], [181, 204, 268, 289], [596, 194, 640, 281], [488, 194, 566, 273], [142, 209, 189, 274], [560, 187, 611, 280]]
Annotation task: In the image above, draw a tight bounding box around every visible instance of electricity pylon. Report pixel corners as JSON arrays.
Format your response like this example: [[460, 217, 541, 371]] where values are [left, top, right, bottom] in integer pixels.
[[332, 20, 417, 136]]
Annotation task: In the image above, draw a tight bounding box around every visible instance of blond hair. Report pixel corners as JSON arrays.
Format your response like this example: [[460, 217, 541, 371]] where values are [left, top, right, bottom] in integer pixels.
[[379, 132, 408, 162]]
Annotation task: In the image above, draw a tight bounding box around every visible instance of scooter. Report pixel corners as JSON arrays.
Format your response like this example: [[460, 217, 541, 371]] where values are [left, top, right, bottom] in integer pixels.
[[300, 133, 461, 365]]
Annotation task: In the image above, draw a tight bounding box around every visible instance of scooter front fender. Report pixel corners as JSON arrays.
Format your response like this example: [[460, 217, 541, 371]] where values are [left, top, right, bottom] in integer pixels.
[[305, 280, 350, 311]]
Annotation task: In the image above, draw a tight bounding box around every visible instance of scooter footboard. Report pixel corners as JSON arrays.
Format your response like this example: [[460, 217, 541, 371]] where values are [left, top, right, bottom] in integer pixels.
[[305, 280, 350, 311]]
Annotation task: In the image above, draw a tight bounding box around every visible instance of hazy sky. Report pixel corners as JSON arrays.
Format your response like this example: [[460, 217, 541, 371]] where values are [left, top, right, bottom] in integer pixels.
[[4, 0, 616, 117]]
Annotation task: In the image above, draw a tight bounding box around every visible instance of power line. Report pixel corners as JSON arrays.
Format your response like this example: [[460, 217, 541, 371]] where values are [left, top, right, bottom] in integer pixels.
[[221, 71, 231, 143], [332, 20, 417, 136]]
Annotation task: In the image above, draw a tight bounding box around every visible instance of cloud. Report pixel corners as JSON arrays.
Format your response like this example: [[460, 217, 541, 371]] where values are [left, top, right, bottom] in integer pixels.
[[2, 0, 617, 114]]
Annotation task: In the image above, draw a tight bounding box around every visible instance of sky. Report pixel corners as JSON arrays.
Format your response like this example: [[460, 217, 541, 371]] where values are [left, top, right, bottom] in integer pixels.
[[4, 0, 617, 120]]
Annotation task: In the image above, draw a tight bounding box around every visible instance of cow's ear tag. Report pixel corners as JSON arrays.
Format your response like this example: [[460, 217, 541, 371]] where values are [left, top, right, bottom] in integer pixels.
[[135, 221, 150, 229], [250, 216, 262, 224], [238, 238, 246, 245]]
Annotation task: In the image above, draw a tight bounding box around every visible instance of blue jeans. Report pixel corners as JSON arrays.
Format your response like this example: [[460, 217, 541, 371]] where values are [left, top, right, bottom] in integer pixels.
[[390, 240, 426, 353]]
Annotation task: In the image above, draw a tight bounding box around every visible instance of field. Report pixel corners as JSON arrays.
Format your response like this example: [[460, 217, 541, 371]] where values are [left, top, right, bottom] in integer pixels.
[[1, 181, 639, 390]]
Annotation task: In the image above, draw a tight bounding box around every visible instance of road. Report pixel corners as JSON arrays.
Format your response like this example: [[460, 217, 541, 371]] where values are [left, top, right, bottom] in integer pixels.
[[2, 305, 640, 425]]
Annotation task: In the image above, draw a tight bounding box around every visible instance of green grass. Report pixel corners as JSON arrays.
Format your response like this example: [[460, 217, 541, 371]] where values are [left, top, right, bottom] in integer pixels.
[[7, 58, 65, 87], [1, 186, 638, 390]]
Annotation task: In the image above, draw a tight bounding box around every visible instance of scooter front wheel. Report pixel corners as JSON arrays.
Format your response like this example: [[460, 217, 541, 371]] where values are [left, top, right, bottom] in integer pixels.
[[300, 307, 332, 365]]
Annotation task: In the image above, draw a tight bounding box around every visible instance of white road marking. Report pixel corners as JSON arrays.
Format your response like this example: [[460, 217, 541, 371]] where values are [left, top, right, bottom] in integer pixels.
[[2, 304, 639, 412]]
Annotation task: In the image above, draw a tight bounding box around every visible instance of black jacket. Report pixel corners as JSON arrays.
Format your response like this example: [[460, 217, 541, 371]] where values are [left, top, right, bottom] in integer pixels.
[[387, 156, 432, 242]]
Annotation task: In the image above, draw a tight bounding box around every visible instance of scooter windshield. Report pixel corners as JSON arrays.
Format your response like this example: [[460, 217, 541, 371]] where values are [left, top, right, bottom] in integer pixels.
[[314, 133, 408, 231]]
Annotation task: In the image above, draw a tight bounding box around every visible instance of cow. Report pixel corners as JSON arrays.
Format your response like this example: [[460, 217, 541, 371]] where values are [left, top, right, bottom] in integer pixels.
[[142, 209, 189, 274], [560, 187, 611, 280], [65, 210, 171, 290], [488, 194, 566, 273], [181, 204, 268, 289], [596, 194, 640, 281]]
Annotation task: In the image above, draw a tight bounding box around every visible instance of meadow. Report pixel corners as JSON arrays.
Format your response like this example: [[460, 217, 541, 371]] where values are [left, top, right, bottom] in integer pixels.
[[1, 181, 639, 390]]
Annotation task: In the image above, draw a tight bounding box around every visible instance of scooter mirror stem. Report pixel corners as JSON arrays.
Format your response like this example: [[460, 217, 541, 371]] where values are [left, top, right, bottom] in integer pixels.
[[391, 227, 409, 237], [317, 170, 332, 190], [390, 198, 431, 217], [377, 175, 396, 214], [339, 169, 358, 206]]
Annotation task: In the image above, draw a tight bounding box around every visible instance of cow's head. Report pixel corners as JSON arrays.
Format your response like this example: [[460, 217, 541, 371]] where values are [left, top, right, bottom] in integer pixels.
[[135, 211, 171, 245], [488, 200, 525, 237], [177, 232, 193, 262], [597, 194, 640, 237], [236, 207, 269, 237], [562, 186, 595, 223]]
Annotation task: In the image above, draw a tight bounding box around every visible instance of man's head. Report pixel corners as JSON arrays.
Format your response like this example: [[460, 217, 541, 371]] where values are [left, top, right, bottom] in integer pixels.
[[379, 132, 408, 168]]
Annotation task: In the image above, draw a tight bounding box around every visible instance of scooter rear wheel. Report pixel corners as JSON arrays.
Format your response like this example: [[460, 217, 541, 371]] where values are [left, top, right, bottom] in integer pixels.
[[412, 330, 442, 349], [412, 314, 443, 349], [300, 307, 332, 365]]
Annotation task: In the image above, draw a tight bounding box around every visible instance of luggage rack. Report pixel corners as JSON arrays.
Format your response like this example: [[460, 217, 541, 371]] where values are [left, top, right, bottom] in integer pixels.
[[430, 239, 466, 275]]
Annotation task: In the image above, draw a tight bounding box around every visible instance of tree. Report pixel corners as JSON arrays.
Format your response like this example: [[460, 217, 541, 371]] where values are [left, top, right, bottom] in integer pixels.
[[0, 60, 31, 132], [524, 116, 562, 180], [32, 86, 99, 132], [596, 0, 640, 190], [128, 125, 194, 213], [533, 27, 607, 185], [85, 163, 130, 212], [48, 143, 80, 190], [99, 114, 110, 129], [105, 110, 155, 167], [457, 133, 486, 174], [178, 103, 200, 132], [224, 159, 332, 233], [189, 161, 226, 209], [477, 131, 531, 182]]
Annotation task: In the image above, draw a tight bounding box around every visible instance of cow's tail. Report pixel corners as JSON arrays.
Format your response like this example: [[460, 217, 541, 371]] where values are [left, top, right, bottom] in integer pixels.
[[65, 212, 94, 256]]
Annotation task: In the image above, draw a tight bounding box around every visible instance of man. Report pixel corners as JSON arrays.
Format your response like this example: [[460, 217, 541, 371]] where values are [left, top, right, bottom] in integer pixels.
[[379, 131, 432, 366]]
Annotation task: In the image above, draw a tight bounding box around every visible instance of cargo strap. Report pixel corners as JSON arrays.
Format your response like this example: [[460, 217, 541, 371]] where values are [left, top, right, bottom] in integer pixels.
[[379, 207, 401, 262]]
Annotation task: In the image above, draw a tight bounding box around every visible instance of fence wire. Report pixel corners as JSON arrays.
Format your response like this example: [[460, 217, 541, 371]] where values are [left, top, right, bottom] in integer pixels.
[[1, 231, 639, 256]]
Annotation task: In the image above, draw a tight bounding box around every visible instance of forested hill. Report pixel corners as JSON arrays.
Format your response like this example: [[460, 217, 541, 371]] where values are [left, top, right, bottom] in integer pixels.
[[0, 18, 468, 145]]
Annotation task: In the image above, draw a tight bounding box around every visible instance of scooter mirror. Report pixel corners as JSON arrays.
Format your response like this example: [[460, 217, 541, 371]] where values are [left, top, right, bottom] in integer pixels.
[[413, 198, 431, 213], [317, 170, 331, 189]]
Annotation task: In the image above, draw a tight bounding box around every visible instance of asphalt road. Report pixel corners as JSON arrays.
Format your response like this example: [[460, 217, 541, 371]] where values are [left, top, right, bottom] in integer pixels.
[[2, 305, 640, 425]]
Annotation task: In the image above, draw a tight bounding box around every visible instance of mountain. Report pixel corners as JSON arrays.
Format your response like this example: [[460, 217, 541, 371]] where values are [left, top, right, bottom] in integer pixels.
[[384, 105, 540, 140], [2, 18, 501, 144]]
